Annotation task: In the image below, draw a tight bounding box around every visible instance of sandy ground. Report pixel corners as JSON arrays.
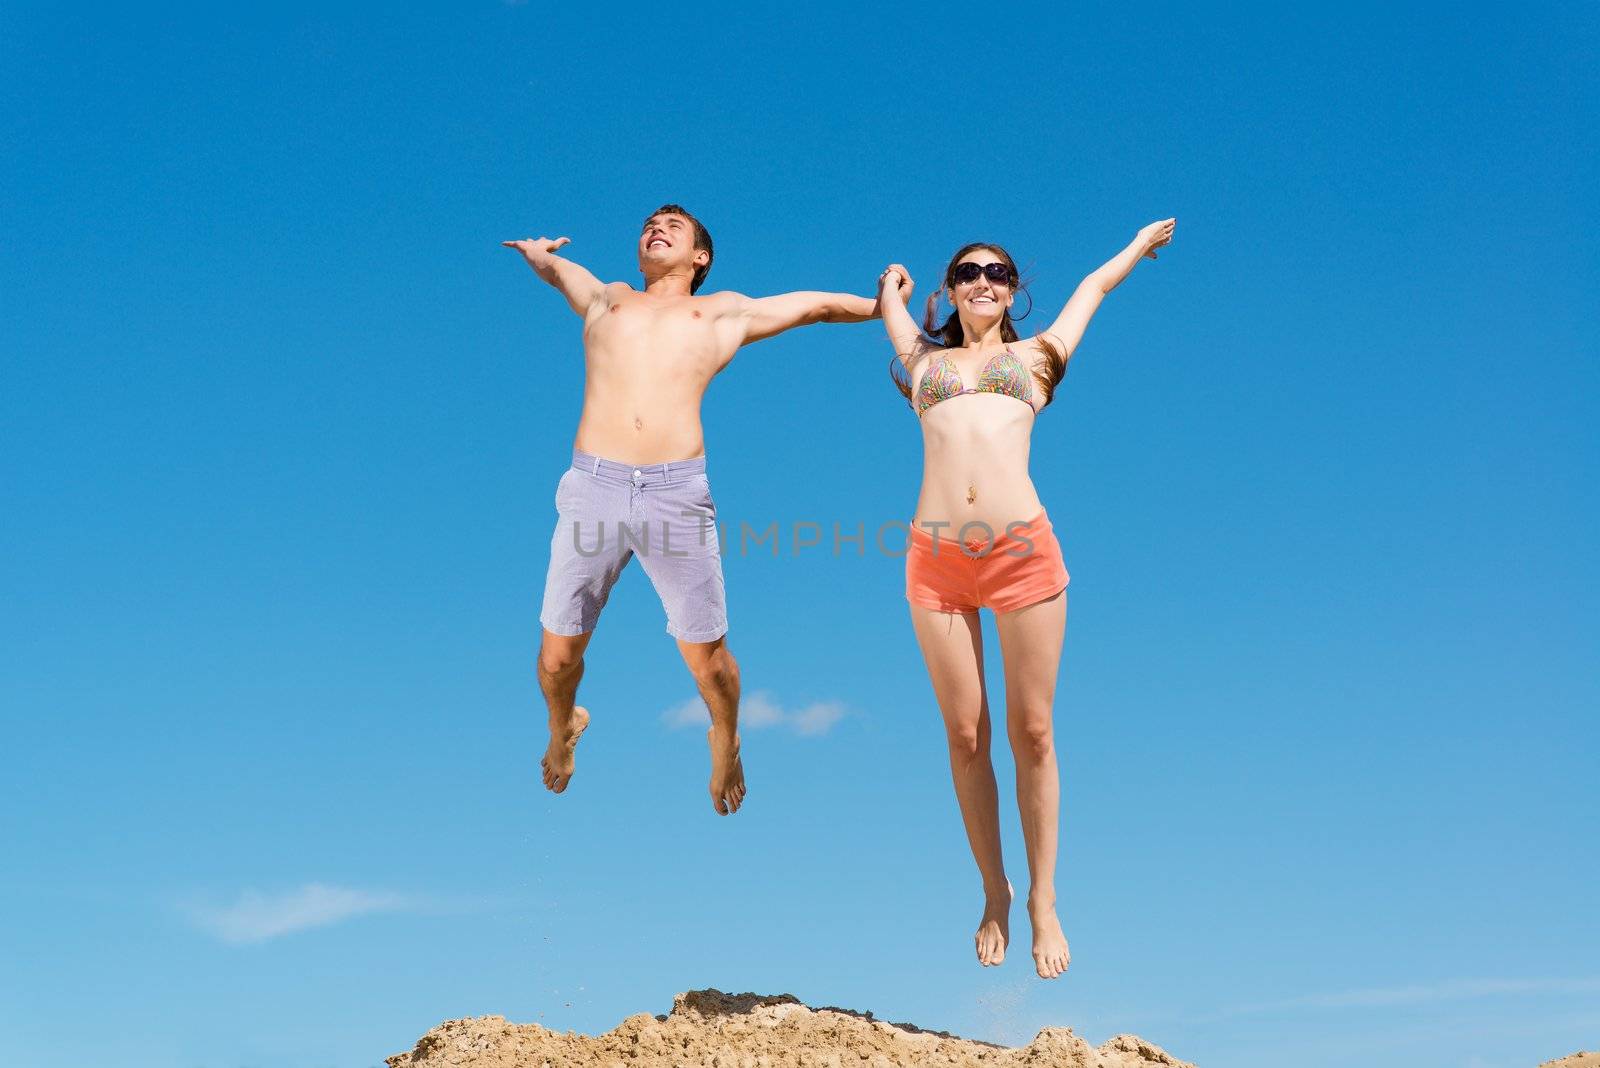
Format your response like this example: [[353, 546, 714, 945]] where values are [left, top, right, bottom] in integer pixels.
[[386, 988, 1196, 1068], [1540, 1055, 1600, 1068]]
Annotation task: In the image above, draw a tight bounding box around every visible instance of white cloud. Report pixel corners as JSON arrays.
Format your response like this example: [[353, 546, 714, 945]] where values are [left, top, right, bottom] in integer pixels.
[[186, 883, 410, 945], [659, 691, 848, 736], [740, 692, 788, 728], [790, 701, 847, 736], [661, 695, 711, 729]]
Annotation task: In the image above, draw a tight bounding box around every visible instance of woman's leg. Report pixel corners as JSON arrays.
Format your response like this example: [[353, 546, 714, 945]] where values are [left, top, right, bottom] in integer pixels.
[[909, 604, 1012, 966], [994, 589, 1070, 978]]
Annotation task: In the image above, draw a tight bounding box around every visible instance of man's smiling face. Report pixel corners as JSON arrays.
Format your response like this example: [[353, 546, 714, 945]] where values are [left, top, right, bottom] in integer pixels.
[[638, 212, 708, 280]]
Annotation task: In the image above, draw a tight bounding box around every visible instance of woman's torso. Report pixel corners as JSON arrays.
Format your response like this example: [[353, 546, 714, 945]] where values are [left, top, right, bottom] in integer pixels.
[[906, 340, 1049, 537]]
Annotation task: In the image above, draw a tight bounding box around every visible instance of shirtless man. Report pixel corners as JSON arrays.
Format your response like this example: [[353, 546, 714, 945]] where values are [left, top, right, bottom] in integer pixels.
[[503, 204, 879, 815]]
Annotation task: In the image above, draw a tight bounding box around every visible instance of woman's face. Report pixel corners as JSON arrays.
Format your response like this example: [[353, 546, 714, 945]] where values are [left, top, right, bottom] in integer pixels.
[[948, 249, 1015, 323]]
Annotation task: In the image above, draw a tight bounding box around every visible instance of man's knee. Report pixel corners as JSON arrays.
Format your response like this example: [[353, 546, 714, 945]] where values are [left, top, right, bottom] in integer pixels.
[[538, 639, 584, 680], [687, 646, 738, 693]]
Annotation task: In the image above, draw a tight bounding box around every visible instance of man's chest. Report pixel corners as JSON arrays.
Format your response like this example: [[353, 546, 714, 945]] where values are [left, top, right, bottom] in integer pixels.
[[594, 296, 721, 341]]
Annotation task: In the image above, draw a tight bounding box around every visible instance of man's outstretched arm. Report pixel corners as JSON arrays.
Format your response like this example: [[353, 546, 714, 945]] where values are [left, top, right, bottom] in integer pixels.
[[502, 236, 607, 317], [733, 291, 880, 345]]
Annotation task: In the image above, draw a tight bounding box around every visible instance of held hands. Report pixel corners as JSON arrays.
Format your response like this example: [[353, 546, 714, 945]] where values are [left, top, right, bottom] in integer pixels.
[[501, 236, 571, 262], [1137, 218, 1176, 260], [878, 263, 915, 304]]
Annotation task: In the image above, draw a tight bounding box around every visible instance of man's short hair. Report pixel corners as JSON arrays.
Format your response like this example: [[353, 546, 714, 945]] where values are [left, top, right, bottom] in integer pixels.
[[647, 203, 713, 294]]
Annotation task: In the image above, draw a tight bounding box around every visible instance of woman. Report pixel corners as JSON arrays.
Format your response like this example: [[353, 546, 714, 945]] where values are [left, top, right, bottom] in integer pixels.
[[876, 219, 1175, 978]]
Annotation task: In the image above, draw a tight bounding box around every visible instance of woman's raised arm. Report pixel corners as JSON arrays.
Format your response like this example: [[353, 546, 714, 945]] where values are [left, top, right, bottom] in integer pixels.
[[1038, 218, 1175, 358], [877, 263, 924, 361]]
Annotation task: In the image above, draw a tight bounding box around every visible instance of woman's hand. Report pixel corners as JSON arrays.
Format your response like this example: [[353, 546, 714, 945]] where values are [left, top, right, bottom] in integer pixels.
[[1136, 219, 1176, 260], [879, 263, 915, 303]]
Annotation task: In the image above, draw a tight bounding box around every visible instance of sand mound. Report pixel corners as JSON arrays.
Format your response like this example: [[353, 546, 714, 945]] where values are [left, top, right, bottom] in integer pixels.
[[1540, 1055, 1600, 1068], [386, 988, 1196, 1068]]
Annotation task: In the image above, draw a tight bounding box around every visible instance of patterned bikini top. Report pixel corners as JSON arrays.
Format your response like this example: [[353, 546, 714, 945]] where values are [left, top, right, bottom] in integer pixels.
[[914, 348, 1036, 417]]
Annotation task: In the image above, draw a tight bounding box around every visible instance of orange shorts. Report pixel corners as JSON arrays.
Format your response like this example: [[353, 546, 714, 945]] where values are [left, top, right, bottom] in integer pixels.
[[905, 511, 1069, 614]]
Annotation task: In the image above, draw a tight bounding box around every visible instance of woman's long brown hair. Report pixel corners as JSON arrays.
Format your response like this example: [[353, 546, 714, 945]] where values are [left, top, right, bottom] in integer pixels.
[[891, 242, 1069, 408]]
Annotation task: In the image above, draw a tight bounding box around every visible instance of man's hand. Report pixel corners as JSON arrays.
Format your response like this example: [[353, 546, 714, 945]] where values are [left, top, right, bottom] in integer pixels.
[[502, 236, 572, 264], [501, 235, 605, 317]]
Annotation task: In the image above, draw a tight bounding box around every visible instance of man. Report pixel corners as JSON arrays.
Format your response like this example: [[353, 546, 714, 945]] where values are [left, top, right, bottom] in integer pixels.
[[503, 204, 879, 815]]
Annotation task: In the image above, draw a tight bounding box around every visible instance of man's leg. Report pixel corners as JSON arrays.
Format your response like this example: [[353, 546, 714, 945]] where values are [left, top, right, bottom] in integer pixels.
[[634, 463, 738, 814], [537, 457, 630, 794], [676, 636, 745, 815], [537, 627, 594, 793]]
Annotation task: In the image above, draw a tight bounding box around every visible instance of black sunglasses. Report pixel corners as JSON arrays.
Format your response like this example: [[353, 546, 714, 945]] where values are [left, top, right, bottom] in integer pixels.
[[951, 261, 1014, 286]]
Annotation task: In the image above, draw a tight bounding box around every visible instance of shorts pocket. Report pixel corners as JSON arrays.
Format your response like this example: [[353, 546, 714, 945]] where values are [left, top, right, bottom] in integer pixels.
[[554, 469, 577, 513], [692, 472, 715, 513]]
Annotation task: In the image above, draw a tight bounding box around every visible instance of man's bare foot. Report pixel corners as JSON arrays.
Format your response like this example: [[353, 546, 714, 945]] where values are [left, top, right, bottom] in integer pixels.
[[706, 725, 745, 815], [540, 705, 589, 793], [975, 882, 1012, 966], [1028, 895, 1071, 979]]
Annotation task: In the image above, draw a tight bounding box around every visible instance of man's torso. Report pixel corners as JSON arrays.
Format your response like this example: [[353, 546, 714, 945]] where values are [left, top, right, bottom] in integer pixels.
[[572, 284, 743, 465]]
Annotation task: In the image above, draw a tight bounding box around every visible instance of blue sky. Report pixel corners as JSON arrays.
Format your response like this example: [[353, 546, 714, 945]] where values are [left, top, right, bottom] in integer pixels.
[[2, 4, 1596, 1067]]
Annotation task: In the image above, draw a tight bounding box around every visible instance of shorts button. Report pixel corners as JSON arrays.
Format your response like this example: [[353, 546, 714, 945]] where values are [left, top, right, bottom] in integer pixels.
[[633, 468, 642, 477]]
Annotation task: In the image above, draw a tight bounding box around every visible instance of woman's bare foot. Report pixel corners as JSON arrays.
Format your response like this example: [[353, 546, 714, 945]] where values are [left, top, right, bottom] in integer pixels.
[[540, 705, 589, 793], [706, 725, 745, 815], [976, 882, 1013, 966], [1028, 895, 1070, 979]]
